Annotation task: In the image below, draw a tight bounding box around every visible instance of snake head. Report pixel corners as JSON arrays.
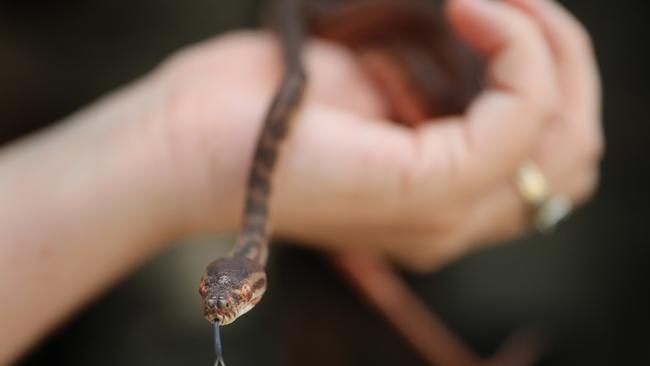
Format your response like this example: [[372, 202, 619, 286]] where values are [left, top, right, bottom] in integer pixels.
[[199, 256, 267, 326]]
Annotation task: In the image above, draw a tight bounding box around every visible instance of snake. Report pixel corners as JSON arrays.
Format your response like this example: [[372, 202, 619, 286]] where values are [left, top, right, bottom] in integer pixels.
[[198, 1, 305, 364], [198, 0, 305, 325], [198, 1, 542, 365]]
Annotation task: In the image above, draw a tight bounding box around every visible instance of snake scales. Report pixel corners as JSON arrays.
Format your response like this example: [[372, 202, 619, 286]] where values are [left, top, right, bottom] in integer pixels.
[[199, 1, 540, 365]]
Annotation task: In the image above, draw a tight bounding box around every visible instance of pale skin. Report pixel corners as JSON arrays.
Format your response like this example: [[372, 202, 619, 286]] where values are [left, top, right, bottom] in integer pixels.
[[0, 0, 601, 363]]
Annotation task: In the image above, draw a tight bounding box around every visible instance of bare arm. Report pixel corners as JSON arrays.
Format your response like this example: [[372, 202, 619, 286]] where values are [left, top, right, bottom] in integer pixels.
[[0, 77, 183, 362]]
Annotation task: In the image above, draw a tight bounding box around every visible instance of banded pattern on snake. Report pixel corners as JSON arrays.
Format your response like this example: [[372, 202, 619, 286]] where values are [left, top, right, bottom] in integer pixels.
[[198, 1, 306, 364], [199, 1, 540, 365]]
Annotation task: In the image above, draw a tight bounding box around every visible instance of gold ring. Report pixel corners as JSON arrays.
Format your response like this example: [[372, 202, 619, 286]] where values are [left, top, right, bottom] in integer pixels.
[[515, 161, 572, 233]]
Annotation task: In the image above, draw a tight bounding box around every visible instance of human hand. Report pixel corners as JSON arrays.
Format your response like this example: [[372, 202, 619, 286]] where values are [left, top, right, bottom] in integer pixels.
[[156, 0, 601, 270]]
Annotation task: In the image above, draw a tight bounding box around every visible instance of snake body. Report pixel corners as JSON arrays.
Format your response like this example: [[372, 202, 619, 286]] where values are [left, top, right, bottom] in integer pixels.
[[199, 0, 306, 326], [199, 1, 541, 365]]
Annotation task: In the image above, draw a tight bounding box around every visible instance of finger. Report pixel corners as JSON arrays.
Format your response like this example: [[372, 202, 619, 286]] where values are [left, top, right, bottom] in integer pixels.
[[534, 125, 601, 206], [537, 153, 600, 205], [507, 0, 603, 213], [420, 0, 561, 194], [461, 159, 598, 247], [508, 0, 602, 155], [462, 183, 531, 246]]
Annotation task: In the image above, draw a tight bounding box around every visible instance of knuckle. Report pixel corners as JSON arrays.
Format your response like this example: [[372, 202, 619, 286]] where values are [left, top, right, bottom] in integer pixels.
[[389, 218, 466, 272], [492, 215, 528, 242], [535, 94, 560, 122], [507, 6, 541, 41], [396, 243, 452, 273], [515, 74, 559, 123], [394, 157, 424, 203], [571, 167, 600, 204], [519, 95, 556, 129], [568, 21, 595, 55], [585, 135, 605, 162], [528, 77, 561, 124], [409, 232, 466, 272], [397, 251, 437, 272], [575, 130, 605, 164]]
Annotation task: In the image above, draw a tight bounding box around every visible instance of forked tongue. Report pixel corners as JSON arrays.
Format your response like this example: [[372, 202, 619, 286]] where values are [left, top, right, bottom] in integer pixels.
[[214, 320, 225, 366]]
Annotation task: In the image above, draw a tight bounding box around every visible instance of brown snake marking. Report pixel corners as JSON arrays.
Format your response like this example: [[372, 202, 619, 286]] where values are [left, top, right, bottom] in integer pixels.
[[199, 0, 542, 365], [198, 0, 305, 323]]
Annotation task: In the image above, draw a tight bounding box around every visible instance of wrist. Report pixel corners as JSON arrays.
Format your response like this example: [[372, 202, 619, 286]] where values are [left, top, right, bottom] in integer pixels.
[[151, 35, 278, 236]]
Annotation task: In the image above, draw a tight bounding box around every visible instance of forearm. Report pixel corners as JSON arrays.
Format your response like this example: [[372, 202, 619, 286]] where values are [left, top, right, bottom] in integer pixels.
[[0, 76, 182, 363]]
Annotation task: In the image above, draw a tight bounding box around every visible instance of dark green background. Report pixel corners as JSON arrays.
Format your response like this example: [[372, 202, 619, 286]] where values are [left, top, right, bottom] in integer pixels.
[[1, 0, 648, 365]]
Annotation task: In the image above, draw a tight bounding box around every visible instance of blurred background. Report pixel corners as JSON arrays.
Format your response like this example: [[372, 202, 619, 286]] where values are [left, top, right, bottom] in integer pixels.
[[1, 0, 648, 365]]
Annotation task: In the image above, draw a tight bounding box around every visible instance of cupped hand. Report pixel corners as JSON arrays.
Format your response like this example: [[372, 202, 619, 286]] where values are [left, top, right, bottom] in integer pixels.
[[155, 0, 602, 270]]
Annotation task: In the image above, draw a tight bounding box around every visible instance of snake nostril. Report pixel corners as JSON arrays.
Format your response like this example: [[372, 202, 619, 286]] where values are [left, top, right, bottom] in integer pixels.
[[207, 298, 217, 308], [217, 299, 228, 310]]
